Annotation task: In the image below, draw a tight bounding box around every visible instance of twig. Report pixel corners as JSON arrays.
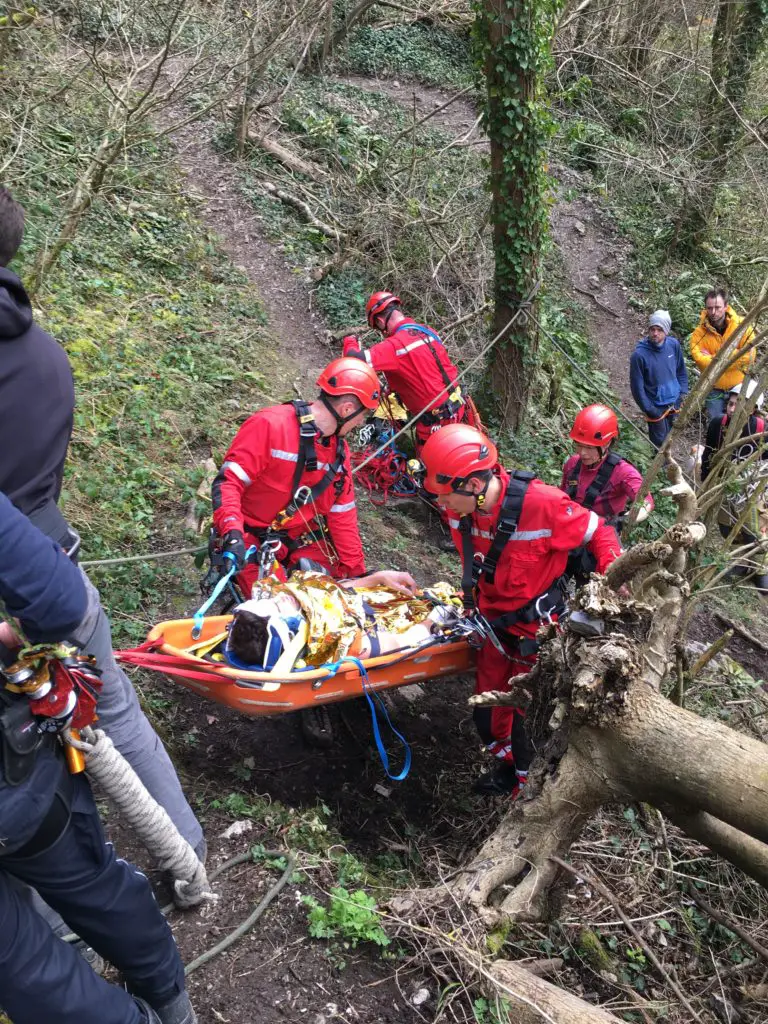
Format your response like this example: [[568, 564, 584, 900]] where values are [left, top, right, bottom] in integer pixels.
[[552, 857, 704, 1023], [689, 630, 734, 680], [686, 888, 768, 967], [572, 285, 620, 318], [713, 613, 768, 654]]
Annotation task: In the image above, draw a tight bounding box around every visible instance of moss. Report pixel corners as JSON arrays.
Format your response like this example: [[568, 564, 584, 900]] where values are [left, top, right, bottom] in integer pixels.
[[577, 928, 615, 972]]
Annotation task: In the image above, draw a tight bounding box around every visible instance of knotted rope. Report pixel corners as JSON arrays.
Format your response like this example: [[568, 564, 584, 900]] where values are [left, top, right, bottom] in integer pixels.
[[68, 726, 215, 909]]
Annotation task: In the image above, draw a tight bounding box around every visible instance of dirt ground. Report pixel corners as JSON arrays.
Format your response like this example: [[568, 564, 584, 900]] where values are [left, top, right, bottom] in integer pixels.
[[109, 67, 768, 1024]]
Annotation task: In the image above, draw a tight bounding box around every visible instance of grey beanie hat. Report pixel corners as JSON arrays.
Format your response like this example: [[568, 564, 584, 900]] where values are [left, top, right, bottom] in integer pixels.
[[648, 309, 672, 335]]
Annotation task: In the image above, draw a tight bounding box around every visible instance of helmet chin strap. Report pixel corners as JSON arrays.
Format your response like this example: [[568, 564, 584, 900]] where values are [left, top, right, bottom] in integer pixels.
[[452, 472, 491, 506], [320, 393, 364, 436]]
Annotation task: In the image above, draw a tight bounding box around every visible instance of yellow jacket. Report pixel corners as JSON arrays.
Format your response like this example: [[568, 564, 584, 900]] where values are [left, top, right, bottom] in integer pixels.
[[689, 306, 756, 391]]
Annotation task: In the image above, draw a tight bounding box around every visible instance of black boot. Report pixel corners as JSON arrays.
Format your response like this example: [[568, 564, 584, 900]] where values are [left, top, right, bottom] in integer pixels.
[[135, 992, 198, 1024], [473, 762, 520, 797], [753, 574, 768, 596]]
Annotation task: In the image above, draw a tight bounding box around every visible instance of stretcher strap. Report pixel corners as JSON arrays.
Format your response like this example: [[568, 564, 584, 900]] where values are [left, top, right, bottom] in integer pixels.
[[324, 656, 411, 781], [192, 547, 256, 639], [116, 646, 232, 686]]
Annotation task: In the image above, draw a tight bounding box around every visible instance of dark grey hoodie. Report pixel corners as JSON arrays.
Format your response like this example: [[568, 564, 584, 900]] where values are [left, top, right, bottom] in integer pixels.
[[0, 266, 74, 517]]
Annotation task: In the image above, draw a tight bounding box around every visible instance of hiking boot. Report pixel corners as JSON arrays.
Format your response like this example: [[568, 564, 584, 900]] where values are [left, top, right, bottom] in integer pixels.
[[473, 762, 521, 797], [436, 535, 456, 553], [300, 705, 334, 748], [135, 992, 198, 1024], [754, 574, 768, 596]]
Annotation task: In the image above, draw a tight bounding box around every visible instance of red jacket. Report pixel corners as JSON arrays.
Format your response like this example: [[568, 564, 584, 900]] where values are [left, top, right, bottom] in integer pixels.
[[448, 469, 621, 638], [560, 454, 653, 520], [362, 322, 461, 426], [212, 403, 365, 578]]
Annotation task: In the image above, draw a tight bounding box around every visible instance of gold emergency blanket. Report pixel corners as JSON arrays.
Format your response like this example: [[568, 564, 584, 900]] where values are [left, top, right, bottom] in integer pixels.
[[254, 572, 458, 667]]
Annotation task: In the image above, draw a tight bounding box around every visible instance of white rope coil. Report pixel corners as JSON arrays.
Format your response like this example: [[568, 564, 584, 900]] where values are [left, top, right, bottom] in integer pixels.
[[70, 727, 215, 909]]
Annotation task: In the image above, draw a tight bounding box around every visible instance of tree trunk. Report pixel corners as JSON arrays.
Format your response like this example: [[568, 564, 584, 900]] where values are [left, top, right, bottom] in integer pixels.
[[478, 0, 552, 429], [676, 0, 768, 252]]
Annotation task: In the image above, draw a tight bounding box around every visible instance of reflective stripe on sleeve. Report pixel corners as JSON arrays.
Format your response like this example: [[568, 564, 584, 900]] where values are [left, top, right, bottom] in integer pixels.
[[329, 500, 356, 513], [221, 460, 252, 486], [270, 449, 298, 462], [583, 511, 599, 543]]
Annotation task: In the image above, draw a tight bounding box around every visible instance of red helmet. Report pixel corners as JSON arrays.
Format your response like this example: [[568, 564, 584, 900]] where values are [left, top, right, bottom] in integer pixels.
[[569, 405, 619, 447], [421, 424, 498, 495], [317, 357, 381, 411], [366, 291, 400, 328]]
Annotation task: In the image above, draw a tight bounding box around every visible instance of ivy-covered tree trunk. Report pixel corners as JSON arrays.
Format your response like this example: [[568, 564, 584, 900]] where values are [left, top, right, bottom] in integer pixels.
[[477, 0, 556, 430], [675, 0, 768, 252]]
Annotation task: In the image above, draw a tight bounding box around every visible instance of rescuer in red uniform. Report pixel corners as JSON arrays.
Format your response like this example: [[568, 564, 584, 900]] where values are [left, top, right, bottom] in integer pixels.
[[342, 291, 474, 453], [420, 424, 622, 796], [212, 357, 381, 595]]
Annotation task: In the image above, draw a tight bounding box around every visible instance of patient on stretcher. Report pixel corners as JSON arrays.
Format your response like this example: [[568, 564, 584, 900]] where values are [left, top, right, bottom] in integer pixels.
[[225, 569, 459, 672]]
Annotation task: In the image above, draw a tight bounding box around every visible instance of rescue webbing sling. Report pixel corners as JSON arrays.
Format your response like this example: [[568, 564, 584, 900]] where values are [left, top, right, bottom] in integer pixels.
[[390, 322, 464, 423], [458, 471, 565, 644]]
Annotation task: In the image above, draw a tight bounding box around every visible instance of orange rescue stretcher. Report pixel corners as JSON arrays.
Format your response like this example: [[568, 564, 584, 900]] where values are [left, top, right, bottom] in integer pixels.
[[116, 615, 476, 718]]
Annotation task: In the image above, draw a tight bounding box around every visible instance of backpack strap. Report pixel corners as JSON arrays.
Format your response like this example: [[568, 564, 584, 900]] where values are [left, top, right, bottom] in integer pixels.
[[391, 322, 456, 395], [459, 517, 480, 612], [565, 459, 582, 500], [481, 470, 535, 587], [581, 451, 622, 511]]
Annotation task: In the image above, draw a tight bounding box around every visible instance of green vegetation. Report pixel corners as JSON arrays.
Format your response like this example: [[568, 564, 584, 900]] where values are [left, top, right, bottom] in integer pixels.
[[303, 886, 390, 948], [337, 23, 475, 89]]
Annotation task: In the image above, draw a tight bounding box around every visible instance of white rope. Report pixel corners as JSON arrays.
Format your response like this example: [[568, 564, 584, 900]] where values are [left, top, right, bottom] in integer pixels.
[[69, 727, 216, 909]]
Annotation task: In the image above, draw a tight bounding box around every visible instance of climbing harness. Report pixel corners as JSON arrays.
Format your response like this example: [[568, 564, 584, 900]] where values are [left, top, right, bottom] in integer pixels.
[[458, 471, 567, 653]]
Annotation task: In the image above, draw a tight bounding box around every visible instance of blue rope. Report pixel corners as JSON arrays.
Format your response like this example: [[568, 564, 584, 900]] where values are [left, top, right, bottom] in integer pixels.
[[191, 546, 256, 639], [323, 656, 412, 781]]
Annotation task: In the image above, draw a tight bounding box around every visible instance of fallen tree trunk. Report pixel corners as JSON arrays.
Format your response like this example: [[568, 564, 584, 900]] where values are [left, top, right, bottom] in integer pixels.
[[487, 959, 623, 1023], [247, 130, 328, 181]]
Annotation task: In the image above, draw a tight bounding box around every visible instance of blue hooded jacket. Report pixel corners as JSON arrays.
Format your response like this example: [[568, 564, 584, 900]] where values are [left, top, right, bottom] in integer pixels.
[[629, 335, 689, 419]]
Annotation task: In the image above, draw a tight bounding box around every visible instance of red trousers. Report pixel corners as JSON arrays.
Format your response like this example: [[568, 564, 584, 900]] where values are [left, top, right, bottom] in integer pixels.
[[235, 536, 335, 596], [474, 635, 537, 771]]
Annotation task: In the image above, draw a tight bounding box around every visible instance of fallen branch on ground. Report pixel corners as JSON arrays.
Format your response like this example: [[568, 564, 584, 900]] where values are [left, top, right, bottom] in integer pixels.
[[249, 130, 328, 181], [262, 181, 344, 240]]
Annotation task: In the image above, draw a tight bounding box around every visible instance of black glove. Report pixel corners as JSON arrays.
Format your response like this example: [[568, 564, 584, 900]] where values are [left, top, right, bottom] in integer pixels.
[[221, 529, 246, 569]]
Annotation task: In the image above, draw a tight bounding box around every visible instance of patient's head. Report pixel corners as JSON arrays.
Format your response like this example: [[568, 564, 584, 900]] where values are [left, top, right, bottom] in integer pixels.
[[226, 596, 304, 669], [228, 609, 269, 666]]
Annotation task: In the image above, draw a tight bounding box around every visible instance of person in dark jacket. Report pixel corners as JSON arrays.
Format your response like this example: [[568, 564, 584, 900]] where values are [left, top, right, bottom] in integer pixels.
[[629, 309, 689, 448], [0, 491, 196, 1024], [0, 186, 203, 858]]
